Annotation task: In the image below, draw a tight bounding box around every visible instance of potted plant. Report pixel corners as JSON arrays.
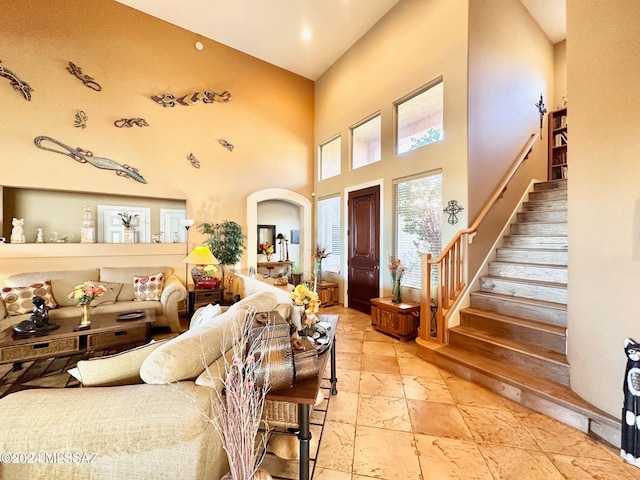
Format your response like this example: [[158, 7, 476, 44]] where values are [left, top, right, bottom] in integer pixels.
[[199, 220, 245, 287], [289, 262, 303, 286]]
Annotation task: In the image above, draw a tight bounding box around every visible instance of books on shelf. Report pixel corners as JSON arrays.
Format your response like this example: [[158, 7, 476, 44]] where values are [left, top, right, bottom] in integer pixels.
[[554, 131, 568, 147]]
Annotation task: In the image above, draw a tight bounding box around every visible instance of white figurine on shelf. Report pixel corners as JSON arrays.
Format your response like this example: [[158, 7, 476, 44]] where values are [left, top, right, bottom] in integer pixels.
[[36, 228, 44, 243], [80, 205, 95, 243], [10, 218, 25, 243]]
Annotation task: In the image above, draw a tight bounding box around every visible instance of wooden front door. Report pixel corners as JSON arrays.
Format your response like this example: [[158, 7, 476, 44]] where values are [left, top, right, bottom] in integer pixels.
[[348, 185, 380, 314]]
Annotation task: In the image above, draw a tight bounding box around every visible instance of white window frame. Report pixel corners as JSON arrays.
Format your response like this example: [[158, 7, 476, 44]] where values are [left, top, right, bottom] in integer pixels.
[[319, 136, 341, 180], [393, 171, 443, 289], [316, 195, 341, 274], [351, 113, 381, 170], [395, 78, 444, 155]]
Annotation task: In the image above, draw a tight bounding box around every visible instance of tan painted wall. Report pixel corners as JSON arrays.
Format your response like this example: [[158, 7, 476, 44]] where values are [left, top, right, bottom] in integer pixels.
[[0, 0, 314, 284], [567, 0, 640, 417], [467, 0, 553, 275], [314, 0, 470, 302], [554, 40, 567, 108]]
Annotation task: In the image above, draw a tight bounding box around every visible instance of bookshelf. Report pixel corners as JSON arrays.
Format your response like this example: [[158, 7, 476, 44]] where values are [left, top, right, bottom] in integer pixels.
[[548, 107, 568, 180]]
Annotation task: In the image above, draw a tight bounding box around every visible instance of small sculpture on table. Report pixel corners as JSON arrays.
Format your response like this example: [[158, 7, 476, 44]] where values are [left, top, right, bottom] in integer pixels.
[[12, 296, 59, 338]]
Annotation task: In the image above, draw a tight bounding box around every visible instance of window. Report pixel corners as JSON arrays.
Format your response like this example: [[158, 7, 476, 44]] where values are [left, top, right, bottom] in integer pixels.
[[393, 172, 442, 288], [319, 136, 341, 180], [396, 80, 443, 155], [352, 114, 381, 169], [317, 196, 341, 273]]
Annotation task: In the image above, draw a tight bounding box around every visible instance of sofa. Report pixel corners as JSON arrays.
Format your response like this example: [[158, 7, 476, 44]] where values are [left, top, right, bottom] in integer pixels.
[[0, 267, 186, 333], [0, 291, 290, 480]]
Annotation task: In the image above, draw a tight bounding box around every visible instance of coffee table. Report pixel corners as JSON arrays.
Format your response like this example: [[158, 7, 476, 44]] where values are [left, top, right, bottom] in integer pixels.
[[0, 310, 155, 371], [265, 314, 339, 480]]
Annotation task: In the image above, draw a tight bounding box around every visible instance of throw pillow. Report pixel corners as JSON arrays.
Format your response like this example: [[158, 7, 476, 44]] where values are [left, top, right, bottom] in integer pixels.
[[67, 339, 169, 387], [90, 282, 122, 307], [133, 273, 164, 301], [189, 303, 223, 329], [0, 280, 57, 315]]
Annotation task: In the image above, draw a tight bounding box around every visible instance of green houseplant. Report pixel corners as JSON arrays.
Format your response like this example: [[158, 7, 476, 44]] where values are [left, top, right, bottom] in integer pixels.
[[199, 220, 246, 288]]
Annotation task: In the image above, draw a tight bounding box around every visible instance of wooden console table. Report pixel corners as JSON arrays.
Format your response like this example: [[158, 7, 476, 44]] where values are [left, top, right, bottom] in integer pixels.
[[187, 286, 223, 316], [370, 297, 420, 341]]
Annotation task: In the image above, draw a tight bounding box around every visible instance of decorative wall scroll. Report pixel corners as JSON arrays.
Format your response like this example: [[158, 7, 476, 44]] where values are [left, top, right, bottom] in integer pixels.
[[443, 200, 464, 225], [0, 60, 33, 100], [114, 118, 149, 128], [150, 90, 231, 107], [187, 153, 200, 168], [219, 139, 234, 151], [74, 110, 88, 128], [66, 62, 102, 91], [34, 135, 146, 184], [535, 94, 547, 139]]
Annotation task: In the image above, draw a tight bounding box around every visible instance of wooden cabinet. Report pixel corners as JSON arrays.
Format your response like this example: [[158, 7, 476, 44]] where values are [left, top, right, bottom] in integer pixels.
[[188, 287, 223, 316], [548, 107, 568, 180], [317, 282, 339, 307], [370, 297, 420, 342]]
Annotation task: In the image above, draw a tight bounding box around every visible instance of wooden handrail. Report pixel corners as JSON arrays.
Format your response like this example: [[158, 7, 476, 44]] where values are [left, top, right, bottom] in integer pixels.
[[420, 133, 538, 344]]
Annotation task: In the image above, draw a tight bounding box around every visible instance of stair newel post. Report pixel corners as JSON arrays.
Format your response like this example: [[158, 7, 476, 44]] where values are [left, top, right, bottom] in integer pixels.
[[419, 253, 433, 342]]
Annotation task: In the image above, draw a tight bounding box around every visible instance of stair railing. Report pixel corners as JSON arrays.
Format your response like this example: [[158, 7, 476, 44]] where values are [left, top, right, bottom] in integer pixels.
[[420, 133, 539, 344]]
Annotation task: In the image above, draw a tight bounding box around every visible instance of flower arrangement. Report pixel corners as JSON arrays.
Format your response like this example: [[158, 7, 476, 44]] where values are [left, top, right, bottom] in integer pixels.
[[388, 254, 406, 282], [68, 281, 106, 305], [199, 308, 272, 480], [260, 242, 274, 256], [289, 284, 321, 314], [203, 264, 218, 277], [118, 211, 138, 228], [314, 245, 331, 274]]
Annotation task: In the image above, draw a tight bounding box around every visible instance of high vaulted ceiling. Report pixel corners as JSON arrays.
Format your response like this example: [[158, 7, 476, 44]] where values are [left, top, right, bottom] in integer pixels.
[[114, 0, 566, 81]]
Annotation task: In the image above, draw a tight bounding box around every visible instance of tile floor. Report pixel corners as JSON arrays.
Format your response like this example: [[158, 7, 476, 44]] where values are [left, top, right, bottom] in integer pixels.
[[262, 305, 640, 480]]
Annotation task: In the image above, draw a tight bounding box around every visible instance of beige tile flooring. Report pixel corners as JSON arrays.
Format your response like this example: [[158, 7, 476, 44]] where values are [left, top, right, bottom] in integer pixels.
[[262, 305, 640, 480]]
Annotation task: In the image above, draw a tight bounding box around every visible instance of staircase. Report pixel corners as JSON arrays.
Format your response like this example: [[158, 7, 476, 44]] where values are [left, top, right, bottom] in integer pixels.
[[432, 179, 619, 443]]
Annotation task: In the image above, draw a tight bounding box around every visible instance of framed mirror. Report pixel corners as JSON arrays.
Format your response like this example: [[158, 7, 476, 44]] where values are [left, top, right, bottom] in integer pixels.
[[257, 224, 276, 254]]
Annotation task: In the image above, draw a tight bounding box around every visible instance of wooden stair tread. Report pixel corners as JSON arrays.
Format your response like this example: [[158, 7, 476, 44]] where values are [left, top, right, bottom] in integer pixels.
[[498, 246, 568, 253], [482, 275, 567, 288], [461, 307, 566, 335], [471, 291, 567, 310], [450, 325, 568, 365], [436, 345, 616, 425], [491, 261, 568, 270]]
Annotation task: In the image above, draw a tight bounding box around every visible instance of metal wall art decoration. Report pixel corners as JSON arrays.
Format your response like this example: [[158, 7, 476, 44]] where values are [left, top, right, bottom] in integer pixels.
[[443, 200, 464, 225], [66, 62, 102, 91], [114, 118, 149, 128], [34, 135, 146, 184], [187, 153, 200, 168], [0, 61, 33, 100], [535, 93, 547, 139], [219, 139, 234, 151], [151, 90, 231, 107], [74, 110, 88, 129]]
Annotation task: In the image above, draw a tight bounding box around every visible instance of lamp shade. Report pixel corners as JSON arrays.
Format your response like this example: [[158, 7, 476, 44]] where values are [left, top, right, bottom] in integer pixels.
[[183, 246, 219, 265], [179, 218, 196, 228]]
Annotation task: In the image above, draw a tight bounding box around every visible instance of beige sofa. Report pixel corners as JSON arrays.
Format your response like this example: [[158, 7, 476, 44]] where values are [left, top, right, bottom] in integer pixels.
[[0, 291, 289, 480], [0, 267, 186, 333]]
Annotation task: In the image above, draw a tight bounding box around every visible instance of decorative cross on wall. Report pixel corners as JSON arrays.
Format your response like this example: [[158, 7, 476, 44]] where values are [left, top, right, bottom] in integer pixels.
[[535, 94, 547, 139], [443, 200, 464, 225]]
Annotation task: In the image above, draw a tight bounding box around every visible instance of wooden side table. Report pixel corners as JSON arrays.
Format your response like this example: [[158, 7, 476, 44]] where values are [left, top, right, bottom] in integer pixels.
[[317, 282, 338, 307], [188, 287, 223, 316], [370, 297, 420, 342]]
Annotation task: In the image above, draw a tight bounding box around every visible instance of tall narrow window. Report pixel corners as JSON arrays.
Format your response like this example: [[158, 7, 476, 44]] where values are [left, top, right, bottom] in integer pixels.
[[320, 136, 341, 180], [352, 114, 381, 169], [393, 172, 442, 288], [317, 196, 341, 274], [396, 80, 443, 155]]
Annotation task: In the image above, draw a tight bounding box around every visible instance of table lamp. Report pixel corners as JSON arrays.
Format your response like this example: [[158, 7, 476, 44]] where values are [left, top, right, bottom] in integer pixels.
[[183, 246, 219, 287]]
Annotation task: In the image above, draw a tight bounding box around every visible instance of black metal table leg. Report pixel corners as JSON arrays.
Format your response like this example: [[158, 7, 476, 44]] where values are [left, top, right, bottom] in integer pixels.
[[298, 403, 311, 480], [330, 337, 338, 395]]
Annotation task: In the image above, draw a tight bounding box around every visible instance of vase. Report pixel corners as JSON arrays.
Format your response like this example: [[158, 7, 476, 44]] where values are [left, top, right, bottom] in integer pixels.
[[123, 226, 135, 243], [75, 303, 92, 330], [290, 304, 305, 332], [392, 279, 402, 304]]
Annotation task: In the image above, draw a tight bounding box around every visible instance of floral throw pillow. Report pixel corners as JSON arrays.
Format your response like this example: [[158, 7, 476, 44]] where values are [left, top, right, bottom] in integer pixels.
[[1, 280, 58, 315], [133, 273, 164, 301]]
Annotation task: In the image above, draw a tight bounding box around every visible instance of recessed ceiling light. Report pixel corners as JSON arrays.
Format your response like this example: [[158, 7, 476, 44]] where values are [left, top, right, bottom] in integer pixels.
[[301, 29, 312, 41], [195, 41, 204, 51]]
